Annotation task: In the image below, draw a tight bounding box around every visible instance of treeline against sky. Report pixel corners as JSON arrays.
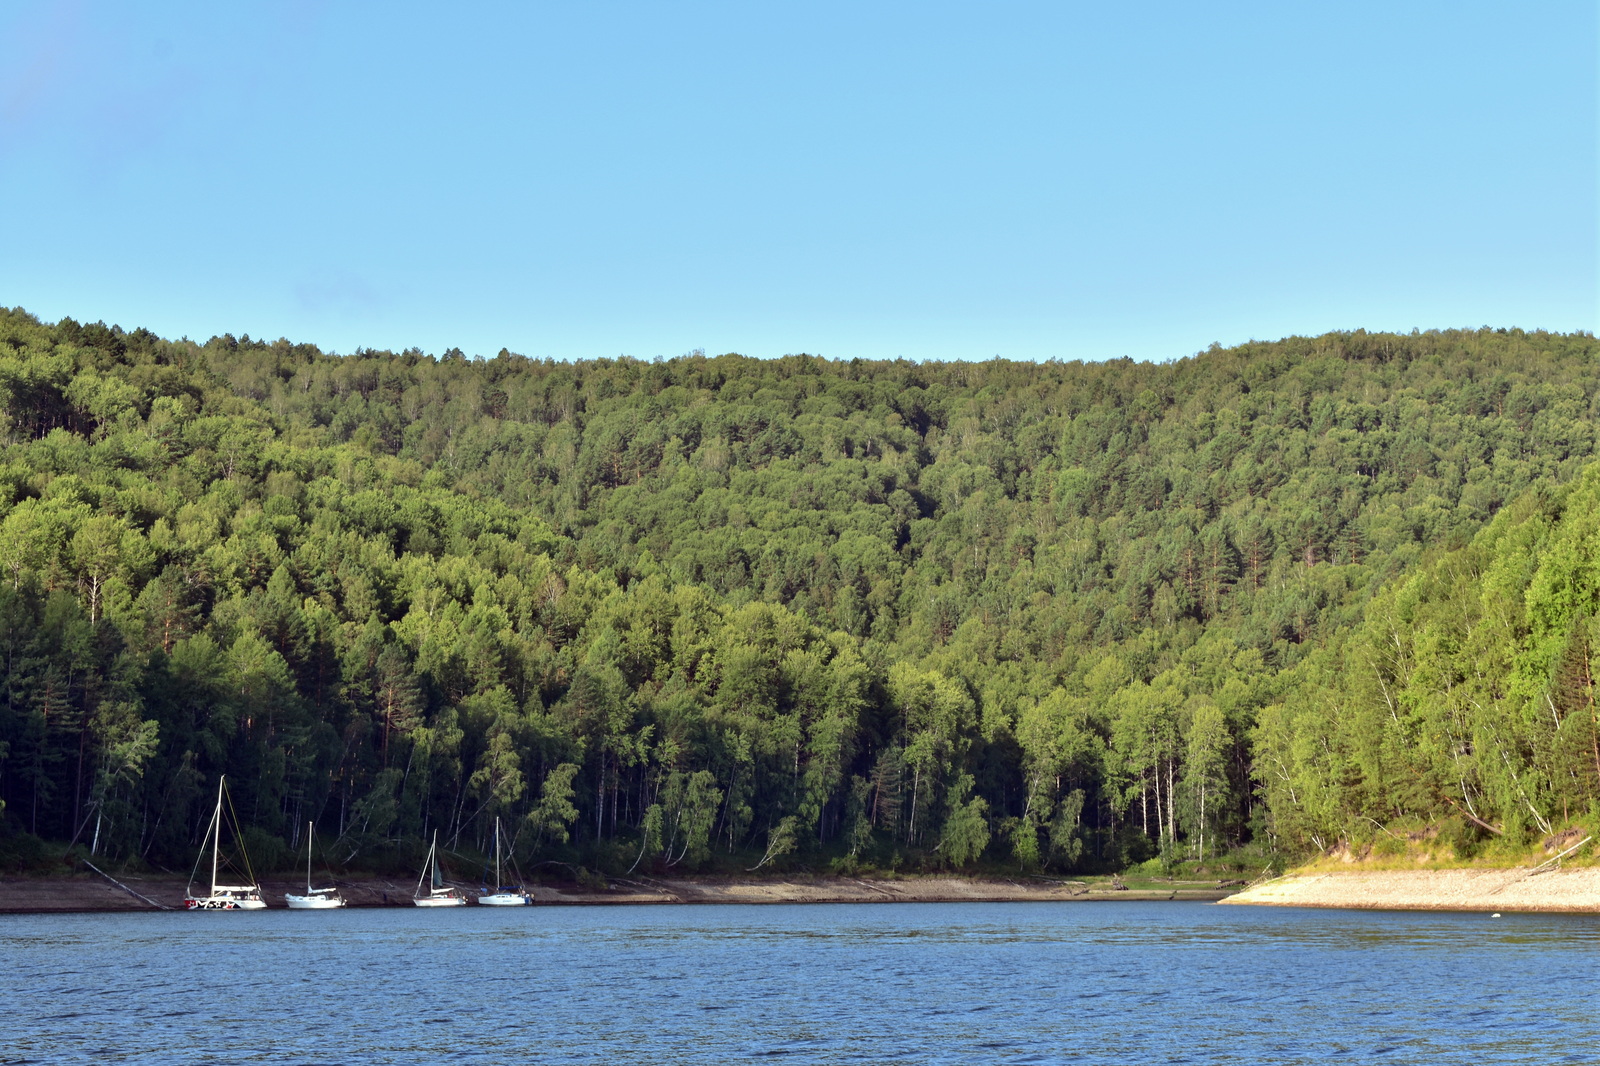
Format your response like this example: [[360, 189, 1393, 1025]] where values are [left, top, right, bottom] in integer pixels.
[[0, 306, 1596, 874]]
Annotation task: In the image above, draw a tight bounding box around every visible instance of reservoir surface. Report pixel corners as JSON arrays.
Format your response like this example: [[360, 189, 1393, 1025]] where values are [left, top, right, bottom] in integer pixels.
[[2, 901, 1594, 1064]]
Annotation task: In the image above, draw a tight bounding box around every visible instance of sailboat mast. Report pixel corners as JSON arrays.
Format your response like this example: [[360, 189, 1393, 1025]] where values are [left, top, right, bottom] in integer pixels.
[[416, 829, 436, 897], [211, 776, 224, 894], [494, 819, 502, 887], [306, 820, 314, 893]]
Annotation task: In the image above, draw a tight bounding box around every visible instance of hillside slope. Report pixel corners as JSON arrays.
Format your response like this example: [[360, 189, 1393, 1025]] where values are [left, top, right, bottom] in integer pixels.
[[0, 308, 1596, 875]]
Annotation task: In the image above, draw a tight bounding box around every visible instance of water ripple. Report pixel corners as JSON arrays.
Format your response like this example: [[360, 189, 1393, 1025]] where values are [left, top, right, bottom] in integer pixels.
[[1, 902, 1596, 1063]]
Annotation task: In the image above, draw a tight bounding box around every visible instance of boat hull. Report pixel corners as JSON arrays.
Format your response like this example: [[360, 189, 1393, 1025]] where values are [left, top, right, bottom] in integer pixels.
[[478, 892, 533, 906], [414, 895, 467, 908], [285, 894, 345, 909], [184, 896, 268, 910]]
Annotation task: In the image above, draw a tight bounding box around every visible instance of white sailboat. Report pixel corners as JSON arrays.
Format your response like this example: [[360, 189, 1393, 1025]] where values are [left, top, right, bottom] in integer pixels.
[[477, 817, 533, 906], [413, 829, 467, 907], [285, 821, 345, 909], [184, 775, 267, 910]]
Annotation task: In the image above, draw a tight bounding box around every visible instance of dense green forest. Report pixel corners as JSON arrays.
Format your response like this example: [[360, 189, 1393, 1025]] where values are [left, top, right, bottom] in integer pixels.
[[0, 305, 1597, 877], [1257, 465, 1600, 855]]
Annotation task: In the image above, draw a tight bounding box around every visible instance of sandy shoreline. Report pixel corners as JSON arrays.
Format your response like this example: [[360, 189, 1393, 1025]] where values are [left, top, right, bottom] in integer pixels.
[[19, 863, 1600, 915], [1221, 866, 1600, 913], [0, 873, 1236, 913]]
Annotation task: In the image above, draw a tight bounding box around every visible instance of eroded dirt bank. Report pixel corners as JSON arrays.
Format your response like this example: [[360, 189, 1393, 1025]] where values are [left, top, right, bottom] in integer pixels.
[[0, 873, 1237, 913], [1220, 866, 1600, 913]]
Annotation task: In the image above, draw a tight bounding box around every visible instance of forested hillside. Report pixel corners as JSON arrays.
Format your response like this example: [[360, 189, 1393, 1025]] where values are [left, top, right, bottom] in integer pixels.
[[1, 305, 1596, 876], [1257, 464, 1600, 855]]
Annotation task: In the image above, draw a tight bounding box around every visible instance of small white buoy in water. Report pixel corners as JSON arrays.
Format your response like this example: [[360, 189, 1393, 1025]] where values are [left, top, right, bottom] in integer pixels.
[[1491, 913, 1501, 918]]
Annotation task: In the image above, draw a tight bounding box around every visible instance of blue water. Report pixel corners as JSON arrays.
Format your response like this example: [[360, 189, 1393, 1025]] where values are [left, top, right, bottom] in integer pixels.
[[1, 901, 1595, 1064]]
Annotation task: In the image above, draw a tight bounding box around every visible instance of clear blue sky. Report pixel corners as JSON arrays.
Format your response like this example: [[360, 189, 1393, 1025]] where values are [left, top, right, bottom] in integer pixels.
[[2, 2, 1594, 363]]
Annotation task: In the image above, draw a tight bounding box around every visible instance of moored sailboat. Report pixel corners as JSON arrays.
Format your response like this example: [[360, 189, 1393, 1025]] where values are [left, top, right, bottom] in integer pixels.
[[476, 817, 533, 906], [285, 821, 345, 909], [184, 776, 267, 910], [414, 829, 467, 907]]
